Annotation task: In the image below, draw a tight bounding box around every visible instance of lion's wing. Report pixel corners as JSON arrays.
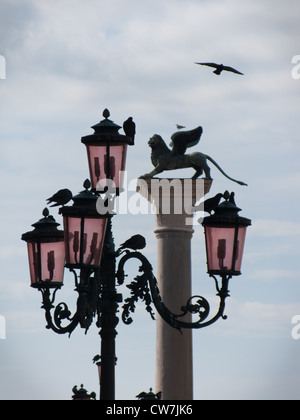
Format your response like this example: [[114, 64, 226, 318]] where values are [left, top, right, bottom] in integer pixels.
[[170, 126, 203, 155]]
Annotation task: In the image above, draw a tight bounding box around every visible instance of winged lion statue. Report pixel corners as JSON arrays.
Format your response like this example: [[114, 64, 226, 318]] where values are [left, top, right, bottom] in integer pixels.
[[140, 127, 247, 186]]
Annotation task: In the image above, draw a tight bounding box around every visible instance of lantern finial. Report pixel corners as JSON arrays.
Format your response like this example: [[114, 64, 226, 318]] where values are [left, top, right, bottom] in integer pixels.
[[83, 179, 91, 190], [103, 108, 110, 119], [43, 208, 50, 217]]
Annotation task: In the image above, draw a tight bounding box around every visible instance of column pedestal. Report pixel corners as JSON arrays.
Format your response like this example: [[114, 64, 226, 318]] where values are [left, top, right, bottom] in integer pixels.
[[137, 178, 212, 400]]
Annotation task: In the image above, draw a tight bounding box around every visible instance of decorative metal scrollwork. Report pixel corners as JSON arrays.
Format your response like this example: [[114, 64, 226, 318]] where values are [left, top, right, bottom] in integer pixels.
[[39, 232, 232, 337], [179, 296, 210, 319], [40, 269, 95, 336], [53, 302, 72, 328], [116, 250, 231, 333]]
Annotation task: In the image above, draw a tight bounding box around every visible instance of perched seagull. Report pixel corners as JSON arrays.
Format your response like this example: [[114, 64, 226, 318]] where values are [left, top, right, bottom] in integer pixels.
[[175, 124, 186, 130], [46, 188, 73, 207], [195, 62, 244, 75]]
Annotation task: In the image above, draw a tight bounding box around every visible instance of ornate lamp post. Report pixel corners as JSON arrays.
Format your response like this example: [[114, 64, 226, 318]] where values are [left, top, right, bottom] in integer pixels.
[[21, 109, 251, 400]]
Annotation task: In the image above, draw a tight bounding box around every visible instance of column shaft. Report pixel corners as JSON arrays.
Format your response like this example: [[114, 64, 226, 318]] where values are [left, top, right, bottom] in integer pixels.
[[137, 178, 212, 400]]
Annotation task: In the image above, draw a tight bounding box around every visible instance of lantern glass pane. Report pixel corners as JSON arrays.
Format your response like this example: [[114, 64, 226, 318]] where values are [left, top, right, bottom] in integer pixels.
[[27, 242, 39, 285], [40, 241, 65, 284], [234, 226, 247, 273], [86, 143, 127, 189], [205, 226, 236, 273], [64, 216, 107, 267], [27, 240, 65, 286], [205, 225, 248, 274]]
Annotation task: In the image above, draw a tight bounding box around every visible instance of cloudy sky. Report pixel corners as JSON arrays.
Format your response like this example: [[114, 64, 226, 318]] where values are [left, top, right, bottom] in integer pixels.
[[0, 0, 300, 400]]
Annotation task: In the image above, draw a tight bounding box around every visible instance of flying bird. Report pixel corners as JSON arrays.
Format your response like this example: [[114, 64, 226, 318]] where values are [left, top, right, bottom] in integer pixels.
[[118, 234, 146, 251], [175, 124, 186, 130], [123, 117, 136, 144], [46, 188, 73, 207], [195, 62, 244, 75]]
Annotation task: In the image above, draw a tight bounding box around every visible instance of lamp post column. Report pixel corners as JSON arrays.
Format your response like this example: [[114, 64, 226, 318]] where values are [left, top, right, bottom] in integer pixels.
[[137, 178, 212, 400], [98, 219, 120, 401]]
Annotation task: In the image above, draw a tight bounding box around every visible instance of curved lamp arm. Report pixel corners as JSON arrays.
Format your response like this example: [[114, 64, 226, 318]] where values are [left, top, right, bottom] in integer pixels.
[[39, 250, 231, 336], [116, 251, 231, 333], [40, 268, 97, 336], [40, 287, 80, 336]]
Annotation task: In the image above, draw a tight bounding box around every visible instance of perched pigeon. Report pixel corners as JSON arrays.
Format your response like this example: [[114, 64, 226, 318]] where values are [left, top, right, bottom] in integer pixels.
[[229, 191, 236, 206], [119, 234, 146, 251], [195, 62, 244, 75], [92, 355, 101, 364], [193, 193, 223, 214], [203, 193, 224, 214], [46, 188, 73, 207], [123, 117, 136, 144]]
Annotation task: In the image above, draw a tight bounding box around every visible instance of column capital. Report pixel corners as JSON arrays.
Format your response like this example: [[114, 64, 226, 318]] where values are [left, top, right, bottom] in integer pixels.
[[137, 177, 212, 228]]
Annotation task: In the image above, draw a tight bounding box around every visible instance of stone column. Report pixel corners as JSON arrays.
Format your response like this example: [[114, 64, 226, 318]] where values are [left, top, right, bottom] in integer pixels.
[[137, 178, 212, 400]]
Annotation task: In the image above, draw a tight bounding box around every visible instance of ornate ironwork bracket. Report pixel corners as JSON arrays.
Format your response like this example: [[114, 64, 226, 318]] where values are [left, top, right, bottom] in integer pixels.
[[116, 250, 231, 333], [40, 267, 100, 336], [38, 232, 231, 336]]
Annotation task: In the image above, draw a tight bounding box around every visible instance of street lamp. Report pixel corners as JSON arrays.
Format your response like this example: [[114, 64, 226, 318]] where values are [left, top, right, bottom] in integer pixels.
[[59, 179, 108, 269], [21, 109, 251, 400], [202, 191, 251, 277], [81, 108, 133, 191], [118, 190, 251, 332], [21, 208, 65, 289]]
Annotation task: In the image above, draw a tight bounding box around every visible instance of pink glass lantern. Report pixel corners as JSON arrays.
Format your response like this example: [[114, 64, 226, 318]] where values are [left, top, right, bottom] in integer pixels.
[[81, 109, 133, 191], [202, 194, 251, 276], [21, 208, 65, 289], [59, 180, 108, 268]]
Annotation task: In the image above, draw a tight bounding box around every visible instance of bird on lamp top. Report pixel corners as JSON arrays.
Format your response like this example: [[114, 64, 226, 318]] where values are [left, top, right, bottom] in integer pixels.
[[193, 192, 224, 215], [123, 117, 136, 144], [46, 188, 73, 207]]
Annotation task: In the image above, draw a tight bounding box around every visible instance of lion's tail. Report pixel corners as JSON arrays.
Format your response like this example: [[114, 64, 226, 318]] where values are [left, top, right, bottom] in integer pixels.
[[206, 155, 248, 186]]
